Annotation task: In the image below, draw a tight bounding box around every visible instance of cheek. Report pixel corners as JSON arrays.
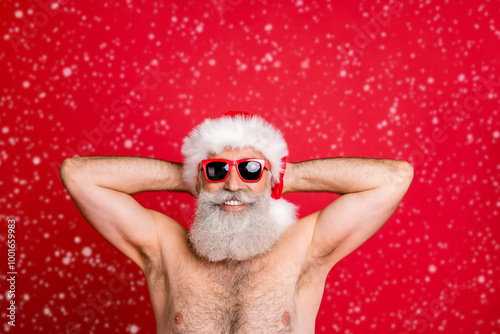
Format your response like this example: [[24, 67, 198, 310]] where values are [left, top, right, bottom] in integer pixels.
[[252, 178, 270, 193], [258, 182, 268, 192], [202, 179, 223, 193]]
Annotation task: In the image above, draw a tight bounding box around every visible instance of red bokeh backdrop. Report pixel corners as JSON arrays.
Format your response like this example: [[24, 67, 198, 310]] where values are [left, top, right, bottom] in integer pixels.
[[1, 0, 499, 333]]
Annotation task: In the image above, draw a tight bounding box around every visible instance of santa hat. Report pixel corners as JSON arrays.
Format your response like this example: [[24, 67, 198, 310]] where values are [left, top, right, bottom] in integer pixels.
[[181, 111, 289, 193]]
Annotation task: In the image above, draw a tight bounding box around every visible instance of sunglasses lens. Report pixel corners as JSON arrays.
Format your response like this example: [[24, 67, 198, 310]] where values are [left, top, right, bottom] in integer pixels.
[[206, 162, 229, 181], [238, 161, 262, 181]]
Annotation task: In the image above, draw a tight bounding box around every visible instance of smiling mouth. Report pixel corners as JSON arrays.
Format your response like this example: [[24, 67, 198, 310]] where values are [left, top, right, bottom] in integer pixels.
[[223, 200, 244, 206]]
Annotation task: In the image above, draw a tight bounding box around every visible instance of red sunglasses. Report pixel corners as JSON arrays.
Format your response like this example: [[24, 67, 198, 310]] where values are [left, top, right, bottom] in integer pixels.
[[199, 159, 271, 183]]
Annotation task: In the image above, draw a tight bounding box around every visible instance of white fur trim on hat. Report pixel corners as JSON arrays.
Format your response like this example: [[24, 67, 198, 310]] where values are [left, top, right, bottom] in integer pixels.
[[181, 114, 288, 192]]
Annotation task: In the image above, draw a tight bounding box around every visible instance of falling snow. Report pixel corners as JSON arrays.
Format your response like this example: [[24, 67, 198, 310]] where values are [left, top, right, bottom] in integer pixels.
[[62, 67, 72, 77], [81, 246, 92, 257]]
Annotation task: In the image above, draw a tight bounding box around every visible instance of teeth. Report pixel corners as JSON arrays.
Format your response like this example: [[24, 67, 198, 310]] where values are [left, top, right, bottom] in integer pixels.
[[223, 200, 243, 206]]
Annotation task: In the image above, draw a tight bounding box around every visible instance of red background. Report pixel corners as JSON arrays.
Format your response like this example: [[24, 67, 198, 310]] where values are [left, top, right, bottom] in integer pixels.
[[1, 0, 499, 333]]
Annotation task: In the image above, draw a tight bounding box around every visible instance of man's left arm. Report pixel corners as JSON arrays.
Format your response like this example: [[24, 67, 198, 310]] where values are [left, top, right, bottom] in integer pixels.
[[284, 157, 413, 266]]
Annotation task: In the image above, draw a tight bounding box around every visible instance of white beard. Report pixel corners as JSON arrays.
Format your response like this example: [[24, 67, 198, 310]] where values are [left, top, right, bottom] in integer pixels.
[[189, 188, 297, 262]]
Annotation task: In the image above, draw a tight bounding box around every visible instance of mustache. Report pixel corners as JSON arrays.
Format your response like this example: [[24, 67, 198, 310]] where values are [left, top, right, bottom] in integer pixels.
[[199, 188, 262, 205]]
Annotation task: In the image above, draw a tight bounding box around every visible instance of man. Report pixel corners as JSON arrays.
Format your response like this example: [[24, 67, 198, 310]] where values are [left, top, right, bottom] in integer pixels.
[[60, 112, 413, 333]]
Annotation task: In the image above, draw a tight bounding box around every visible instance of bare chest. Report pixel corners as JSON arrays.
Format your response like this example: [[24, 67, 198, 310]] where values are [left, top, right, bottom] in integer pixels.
[[154, 260, 301, 334]]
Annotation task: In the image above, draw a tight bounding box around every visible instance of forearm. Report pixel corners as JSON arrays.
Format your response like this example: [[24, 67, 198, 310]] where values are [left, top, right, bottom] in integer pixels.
[[284, 157, 413, 194], [60, 156, 192, 195]]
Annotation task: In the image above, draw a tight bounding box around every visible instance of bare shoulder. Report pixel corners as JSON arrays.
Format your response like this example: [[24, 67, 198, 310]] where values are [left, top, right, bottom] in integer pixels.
[[148, 210, 187, 232], [284, 211, 340, 279], [148, 210, 189, 248], [283, 212, 317, 249], [276, 213, 315, 268], [142, 210, 190, 269]]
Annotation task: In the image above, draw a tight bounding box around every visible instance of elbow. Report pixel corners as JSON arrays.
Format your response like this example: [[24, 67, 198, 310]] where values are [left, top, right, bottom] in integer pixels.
[[59, 157, 80, 186], [59, 158, 71, 186], [404, 161, 414, 181], [400, 161, 414, 178], [395, 161, 414, 187]]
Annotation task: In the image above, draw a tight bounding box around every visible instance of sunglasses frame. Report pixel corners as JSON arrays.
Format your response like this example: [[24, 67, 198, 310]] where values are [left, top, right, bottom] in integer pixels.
[[199, 158, 271, 183]]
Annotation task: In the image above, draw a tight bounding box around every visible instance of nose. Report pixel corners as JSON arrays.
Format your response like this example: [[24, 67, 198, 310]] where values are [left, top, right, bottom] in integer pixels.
[[224, 166, 245, 192]]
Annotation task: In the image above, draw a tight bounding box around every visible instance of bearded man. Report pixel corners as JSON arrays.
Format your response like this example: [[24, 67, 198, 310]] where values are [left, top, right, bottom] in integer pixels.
[[60, 112, 413, 333]]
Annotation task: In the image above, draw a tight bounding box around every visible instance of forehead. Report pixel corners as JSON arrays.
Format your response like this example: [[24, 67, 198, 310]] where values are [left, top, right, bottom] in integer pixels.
[[207, 147, 265, 160]]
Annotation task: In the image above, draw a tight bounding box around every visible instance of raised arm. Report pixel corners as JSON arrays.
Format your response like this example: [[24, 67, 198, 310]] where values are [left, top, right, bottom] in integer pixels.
[[59, 156, 193, 271], [284, 157, 413, 267]]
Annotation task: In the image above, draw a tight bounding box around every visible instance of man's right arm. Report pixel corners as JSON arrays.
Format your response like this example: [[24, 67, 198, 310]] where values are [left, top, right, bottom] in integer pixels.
[[59, 156, 194, 272]]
